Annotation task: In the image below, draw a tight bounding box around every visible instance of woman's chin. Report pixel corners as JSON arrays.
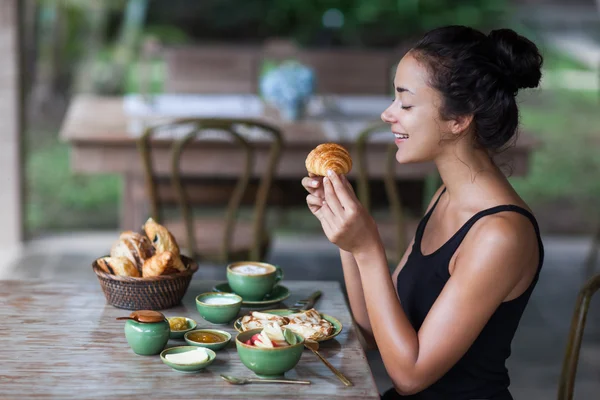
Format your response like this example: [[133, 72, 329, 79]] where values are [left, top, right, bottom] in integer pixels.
[[395, 147, 433, 164], [395, 151, 418, 164]]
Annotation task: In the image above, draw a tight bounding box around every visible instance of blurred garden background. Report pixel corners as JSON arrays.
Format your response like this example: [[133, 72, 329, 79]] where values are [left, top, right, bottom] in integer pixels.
[[23, 0, 600, 238]]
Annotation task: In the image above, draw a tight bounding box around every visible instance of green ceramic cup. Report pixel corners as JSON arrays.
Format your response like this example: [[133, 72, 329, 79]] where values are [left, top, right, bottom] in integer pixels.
[[195, 292, 242, 325], [124, 318, 170, 356], [226, 261, 284, 301], [235, 328, 304, 379]]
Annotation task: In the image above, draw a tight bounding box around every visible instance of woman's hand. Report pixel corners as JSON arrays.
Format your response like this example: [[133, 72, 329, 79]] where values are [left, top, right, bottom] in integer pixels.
[[316, 170, 380, 254], [302, 173, 325, 214]]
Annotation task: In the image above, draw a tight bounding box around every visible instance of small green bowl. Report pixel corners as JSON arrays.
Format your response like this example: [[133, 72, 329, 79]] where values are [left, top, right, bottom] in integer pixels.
[[235, 328, 305, 379], [160, 346, 216, 373], [195, 292, 242, 325], [184, 329, 231, 351], [167, 317, 197, 340]]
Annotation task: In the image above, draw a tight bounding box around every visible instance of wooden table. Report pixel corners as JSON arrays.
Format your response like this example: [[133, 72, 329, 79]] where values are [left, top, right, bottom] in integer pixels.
[[59, 94, 540, 229], [0, 279, 380, 399]]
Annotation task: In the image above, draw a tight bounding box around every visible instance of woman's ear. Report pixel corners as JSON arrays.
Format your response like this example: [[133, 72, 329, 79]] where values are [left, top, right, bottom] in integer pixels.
[[448, 114, 474, 136]]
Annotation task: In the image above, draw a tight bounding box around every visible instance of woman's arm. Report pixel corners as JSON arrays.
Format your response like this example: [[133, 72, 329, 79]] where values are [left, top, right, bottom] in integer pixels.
[[339, 248, 377, 348], [310, 177, 438, 349], [342, 182, 445, 341], [303, 174, 378, 347], [320, 171, 537, 395]]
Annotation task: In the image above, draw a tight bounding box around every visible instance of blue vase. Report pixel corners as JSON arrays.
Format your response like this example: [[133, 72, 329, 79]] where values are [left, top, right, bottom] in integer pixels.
[[279, 98, 308, 121], [260, 61, 315, 122]]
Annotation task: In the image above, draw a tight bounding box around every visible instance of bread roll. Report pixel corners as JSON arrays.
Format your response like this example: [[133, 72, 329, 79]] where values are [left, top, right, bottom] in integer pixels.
[[110, 231, 154, 275], [96, 256, 140, 277], [305, 143, 352, 176], [142, 251, 179, 277], [142, 218, 187, 272]]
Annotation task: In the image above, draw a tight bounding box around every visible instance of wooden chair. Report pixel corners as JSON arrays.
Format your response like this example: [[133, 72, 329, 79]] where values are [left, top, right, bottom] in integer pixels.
[[163, 45, 260, 94], [138, 118, 283, 263], [355, 122, 419, 265], [557, 273, 600, 400]]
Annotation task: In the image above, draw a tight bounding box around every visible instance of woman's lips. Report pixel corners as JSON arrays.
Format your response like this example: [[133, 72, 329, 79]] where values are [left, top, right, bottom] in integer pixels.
[[394, 132, 409, 143]]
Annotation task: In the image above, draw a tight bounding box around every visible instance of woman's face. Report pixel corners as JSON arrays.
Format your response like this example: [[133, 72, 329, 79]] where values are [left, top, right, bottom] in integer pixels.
[[381, 52, 454, 164]]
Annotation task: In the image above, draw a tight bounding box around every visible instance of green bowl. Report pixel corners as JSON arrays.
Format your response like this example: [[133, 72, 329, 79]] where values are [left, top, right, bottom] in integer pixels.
[[184, 329, 232, 351], [235, 328, 305, 379], [167, 317, 197, 340], [160, 346, 216, 373], [195, 292, 242, 325]]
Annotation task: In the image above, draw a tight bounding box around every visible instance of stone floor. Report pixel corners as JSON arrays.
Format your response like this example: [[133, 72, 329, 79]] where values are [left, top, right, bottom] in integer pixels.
[[3, 232, 600, 398]]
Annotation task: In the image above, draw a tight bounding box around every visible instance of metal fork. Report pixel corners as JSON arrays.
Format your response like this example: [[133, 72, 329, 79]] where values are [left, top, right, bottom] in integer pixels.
[[291, 290, 322, 311]]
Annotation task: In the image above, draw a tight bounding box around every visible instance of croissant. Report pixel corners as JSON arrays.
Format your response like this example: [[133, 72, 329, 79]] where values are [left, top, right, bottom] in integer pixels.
[[305, 143, 352, 176], [110, 231, 155, 275], [96, 256, 140, 277], [142, 251, 179, 277], [142, 218, 187, 272]]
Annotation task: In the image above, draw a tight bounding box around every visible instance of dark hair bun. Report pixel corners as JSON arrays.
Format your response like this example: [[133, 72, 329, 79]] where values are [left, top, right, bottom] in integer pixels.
[[488, 29, 543, 90]]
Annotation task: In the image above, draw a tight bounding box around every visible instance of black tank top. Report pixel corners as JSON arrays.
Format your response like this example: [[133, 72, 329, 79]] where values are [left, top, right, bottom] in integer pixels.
[[393, 188, 544, 400]]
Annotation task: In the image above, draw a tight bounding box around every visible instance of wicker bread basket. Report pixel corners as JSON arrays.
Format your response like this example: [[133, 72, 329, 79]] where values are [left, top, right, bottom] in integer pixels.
[[92, 255, 198, 310]]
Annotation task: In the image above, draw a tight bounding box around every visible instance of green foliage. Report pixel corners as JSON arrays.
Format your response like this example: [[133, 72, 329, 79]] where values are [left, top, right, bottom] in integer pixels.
[[124, 59, 165, 94], [258, 0, 509, 47], [26, 141, 121, 234], [148, 0, 509, 48], [510, 89, 600, 214], [143, 24, 190, 46]]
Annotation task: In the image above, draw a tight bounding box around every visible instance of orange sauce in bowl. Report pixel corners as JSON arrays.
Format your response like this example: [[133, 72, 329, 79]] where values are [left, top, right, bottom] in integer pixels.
[[187, 331, 226, 343]]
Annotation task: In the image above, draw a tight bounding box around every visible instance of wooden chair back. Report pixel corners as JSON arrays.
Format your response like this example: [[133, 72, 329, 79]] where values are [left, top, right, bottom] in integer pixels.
[[138, 118, 283, 262], [557, 273, 600, 400], [355, 122, 406, 261]]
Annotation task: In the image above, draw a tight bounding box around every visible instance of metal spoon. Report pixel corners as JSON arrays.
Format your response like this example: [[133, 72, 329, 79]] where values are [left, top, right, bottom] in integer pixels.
[[304, 341, 353, 386], [220, 375, 311, 385]]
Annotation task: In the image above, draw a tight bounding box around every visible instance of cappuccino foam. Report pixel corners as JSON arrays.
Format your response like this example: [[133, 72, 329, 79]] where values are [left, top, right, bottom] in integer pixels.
[[232, 264, 270, 275]]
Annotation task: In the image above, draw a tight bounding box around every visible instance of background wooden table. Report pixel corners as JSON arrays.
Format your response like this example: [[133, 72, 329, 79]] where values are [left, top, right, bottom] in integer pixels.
[[59, 94, 540, 230], [0, 279, 380, 399]]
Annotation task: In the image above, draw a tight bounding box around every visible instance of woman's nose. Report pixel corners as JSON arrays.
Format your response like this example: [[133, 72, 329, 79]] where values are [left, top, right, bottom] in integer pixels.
[[381, 106, 396, 124]]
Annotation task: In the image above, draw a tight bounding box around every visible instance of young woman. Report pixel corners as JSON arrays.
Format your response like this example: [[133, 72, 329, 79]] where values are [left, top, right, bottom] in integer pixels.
[[302, 25, 544, 400]]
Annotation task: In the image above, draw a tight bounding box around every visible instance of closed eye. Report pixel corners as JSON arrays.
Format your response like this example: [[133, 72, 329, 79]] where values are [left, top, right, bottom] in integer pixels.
[[401, 105, 413, 110]]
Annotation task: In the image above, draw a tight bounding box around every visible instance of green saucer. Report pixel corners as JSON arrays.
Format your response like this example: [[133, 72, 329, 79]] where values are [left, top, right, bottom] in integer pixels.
[[213, 283, 290, 307]]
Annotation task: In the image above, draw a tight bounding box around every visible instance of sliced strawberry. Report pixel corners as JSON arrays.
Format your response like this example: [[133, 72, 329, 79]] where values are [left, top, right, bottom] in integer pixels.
[[245, 339, 253, 345], [251, 334, 262, 343]]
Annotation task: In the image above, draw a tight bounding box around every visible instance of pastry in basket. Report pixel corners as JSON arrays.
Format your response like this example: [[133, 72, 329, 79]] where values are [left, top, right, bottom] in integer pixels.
[[96, 256, 140, 277], [142, 218, 187, 272], [239, 308, 334, 341], [110, 231, 155, 275], [142, 251, 181, 277], [305, 143, 352, 176]]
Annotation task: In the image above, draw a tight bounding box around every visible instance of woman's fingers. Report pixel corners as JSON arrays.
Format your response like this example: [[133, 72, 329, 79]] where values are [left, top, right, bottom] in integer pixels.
[[306, 194, 323, 207], [327, 171, 358, 209], [302, 176, 324, 192], [323, 176, 344, 218], [316, 200, 337, 234], [340, 174, 355, 195]]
